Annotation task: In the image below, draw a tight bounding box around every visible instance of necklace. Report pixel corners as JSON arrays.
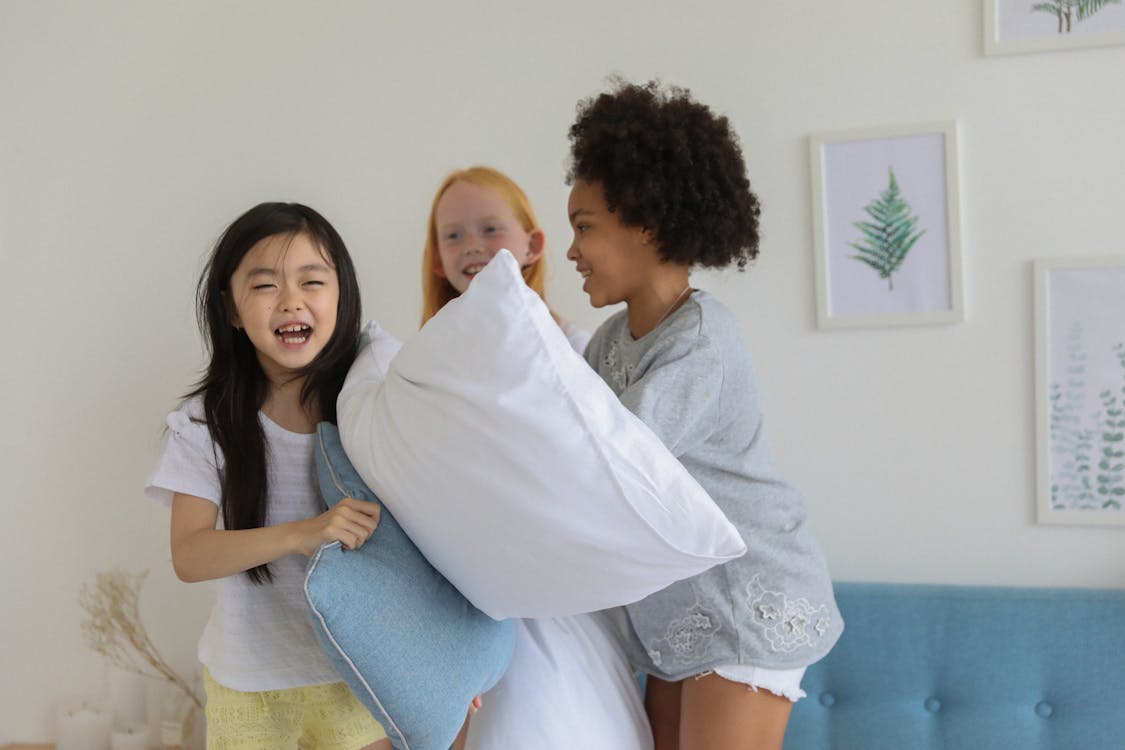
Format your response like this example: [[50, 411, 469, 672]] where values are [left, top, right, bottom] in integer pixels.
[[654, 285, 693, 329]]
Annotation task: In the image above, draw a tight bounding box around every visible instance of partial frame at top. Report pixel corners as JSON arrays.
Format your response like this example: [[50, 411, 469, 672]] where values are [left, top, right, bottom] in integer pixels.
[[984, 0, 1125, 56], [808, 120, 964, 330]]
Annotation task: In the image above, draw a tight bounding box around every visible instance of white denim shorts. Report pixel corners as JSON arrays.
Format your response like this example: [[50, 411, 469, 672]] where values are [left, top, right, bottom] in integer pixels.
[[702, 664, 808, 703]]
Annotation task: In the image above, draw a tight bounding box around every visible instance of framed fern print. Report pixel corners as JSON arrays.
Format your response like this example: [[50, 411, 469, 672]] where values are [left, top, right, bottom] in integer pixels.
[[985, 0, 1125, 56], [809, 121, 964, 330], [1035, 257, 1125, 526]]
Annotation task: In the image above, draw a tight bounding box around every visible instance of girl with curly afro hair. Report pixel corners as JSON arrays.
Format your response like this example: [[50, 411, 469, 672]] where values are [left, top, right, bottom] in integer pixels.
[[566, 80, 842, 750]]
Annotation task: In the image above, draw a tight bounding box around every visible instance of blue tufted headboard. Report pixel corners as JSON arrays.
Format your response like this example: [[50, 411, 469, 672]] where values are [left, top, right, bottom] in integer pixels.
[[784, 582, 1125, 750]]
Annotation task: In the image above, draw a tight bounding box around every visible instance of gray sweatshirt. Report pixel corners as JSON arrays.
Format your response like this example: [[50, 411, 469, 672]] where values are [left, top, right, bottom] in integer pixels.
[[585, 290, 843, 677]]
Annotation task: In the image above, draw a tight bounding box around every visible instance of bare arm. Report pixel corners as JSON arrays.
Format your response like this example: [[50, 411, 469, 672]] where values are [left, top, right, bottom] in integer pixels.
[[170, 493, 382, 583]]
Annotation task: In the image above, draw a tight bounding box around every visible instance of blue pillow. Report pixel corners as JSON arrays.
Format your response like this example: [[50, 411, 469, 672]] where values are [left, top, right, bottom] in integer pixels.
[[304, 422, 515, 750]]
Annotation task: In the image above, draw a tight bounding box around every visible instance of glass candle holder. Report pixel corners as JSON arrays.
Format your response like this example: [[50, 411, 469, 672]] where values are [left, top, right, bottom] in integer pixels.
[[111, 722, 150, 750]]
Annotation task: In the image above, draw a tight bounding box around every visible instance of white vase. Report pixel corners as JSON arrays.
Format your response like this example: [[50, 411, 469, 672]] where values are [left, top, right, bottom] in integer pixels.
[[106, 667, 148, 729], [56, 698, 112, 750]]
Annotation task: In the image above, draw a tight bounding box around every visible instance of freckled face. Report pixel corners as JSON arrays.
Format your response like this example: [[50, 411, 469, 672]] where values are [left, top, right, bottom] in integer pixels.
[[434, 180, 544, 293], [227, 232, 339, 383]]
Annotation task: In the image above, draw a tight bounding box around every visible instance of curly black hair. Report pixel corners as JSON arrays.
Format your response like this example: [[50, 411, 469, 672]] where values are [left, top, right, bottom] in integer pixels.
[[567, 79, 761, 270]]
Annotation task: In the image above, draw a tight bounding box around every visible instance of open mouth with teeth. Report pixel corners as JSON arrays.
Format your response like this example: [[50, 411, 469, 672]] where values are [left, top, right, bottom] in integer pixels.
[[275, 323, 312, 346], [462, 263, 487, 277]]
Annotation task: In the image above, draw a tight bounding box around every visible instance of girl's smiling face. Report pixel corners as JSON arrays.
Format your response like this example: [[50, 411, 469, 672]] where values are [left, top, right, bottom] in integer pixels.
[[566, 179, 662, 309], [434, 180, 545, 293], [227, 231, 340, 383]]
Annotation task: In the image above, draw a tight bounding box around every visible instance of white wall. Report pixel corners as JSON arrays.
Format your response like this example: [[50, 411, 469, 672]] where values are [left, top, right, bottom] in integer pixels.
[[3, 0, 1123, 742]]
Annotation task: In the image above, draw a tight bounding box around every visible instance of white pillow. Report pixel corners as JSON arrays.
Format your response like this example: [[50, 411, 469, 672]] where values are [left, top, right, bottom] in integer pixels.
[[337, 250, 745, 620]]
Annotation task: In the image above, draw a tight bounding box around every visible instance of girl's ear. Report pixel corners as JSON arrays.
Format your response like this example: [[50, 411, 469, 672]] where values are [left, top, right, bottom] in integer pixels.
[[222, 292, 242, 329], [524, 228, 546, 264], [639, 226, 656, 246], [432, 260, 447, 279]]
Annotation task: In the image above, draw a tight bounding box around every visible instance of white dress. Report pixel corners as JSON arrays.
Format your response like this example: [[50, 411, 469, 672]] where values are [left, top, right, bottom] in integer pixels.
[[465, 322, 652, 750]]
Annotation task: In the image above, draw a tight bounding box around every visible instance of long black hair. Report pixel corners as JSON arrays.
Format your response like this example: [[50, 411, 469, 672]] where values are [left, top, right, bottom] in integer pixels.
[[187, 202, 362, 584]]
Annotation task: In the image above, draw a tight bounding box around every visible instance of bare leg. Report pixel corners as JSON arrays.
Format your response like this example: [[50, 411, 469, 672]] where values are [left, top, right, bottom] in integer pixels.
[[679, 672, 792, 750], [645, 675, 682, 750], [360, 740, 392, 750]]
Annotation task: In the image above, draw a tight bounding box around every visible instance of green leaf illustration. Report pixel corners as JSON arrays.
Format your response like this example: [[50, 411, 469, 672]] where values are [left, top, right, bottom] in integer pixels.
[[1031, 0, 1121, 33], [848, 167, 926, 292], [1049, 321, 1099, 509]]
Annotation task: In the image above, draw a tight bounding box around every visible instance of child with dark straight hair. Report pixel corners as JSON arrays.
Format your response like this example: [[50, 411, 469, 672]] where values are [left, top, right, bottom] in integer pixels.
[[146, 202, 390, 749]]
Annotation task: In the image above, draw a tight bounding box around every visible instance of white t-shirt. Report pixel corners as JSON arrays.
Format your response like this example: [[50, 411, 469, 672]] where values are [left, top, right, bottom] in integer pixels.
[[145, 397, 341, 692], [560, 319, 592, 355]]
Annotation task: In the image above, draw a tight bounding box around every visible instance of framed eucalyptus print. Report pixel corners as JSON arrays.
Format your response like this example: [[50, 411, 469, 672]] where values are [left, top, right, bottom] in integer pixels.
[[985, 0, 1125, 55], [809, 121, 964, 330], [1035, 257, 1125, 526]]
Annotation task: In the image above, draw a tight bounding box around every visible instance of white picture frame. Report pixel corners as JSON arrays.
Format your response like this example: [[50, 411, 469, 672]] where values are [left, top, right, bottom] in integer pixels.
[[809, 121, 964, 330], [1035, 256, 1125, 526], [985, 0, 1125, 56]]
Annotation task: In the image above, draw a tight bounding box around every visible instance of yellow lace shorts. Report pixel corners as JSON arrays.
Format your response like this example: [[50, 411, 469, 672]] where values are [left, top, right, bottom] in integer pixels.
[[203, 669, 387, 750]]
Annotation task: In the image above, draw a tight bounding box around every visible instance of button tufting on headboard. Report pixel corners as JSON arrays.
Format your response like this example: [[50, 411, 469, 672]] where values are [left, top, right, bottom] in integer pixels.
[[784, 583, 1125, 749]]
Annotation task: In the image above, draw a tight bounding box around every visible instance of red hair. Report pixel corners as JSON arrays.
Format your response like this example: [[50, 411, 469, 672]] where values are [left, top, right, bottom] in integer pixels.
[[421, 166, 548, 325]]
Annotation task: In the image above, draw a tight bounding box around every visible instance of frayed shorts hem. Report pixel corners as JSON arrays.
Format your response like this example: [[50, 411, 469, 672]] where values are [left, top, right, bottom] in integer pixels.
[[696, 664, 808, 703]]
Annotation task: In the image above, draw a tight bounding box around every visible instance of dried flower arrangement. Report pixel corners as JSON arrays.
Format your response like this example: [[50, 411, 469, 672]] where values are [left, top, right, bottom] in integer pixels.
[[79, 568, 203, 711]]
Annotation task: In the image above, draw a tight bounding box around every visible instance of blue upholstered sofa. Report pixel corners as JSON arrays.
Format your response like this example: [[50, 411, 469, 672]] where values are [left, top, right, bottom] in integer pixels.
[[784, 582, 1125, 749]]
